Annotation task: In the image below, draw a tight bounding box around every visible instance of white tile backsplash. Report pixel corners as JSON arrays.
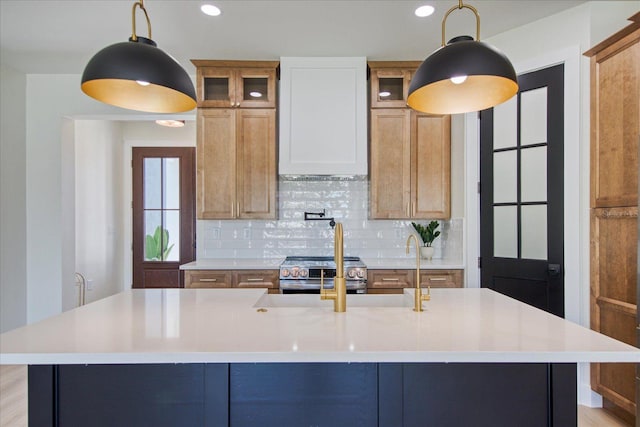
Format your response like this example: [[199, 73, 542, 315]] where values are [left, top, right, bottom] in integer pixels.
[[197, 177, 463, 261]]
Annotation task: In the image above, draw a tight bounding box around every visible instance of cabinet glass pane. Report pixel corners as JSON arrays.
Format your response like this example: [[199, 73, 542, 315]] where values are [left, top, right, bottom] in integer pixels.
[[521, 87, 547, 145], [493, 96, 517, 149], [521, 146, 547, 202], [144, 158, 161, 209], [378, 77, 403, 101], [163, 211, 180, 262], [204, 77, 230, 101], [521, 205, 547, 260], [494, 206, 517, 258], [163, 158, 180, 209], [243, 77, 268, 100], [494, 150, 517, 203]]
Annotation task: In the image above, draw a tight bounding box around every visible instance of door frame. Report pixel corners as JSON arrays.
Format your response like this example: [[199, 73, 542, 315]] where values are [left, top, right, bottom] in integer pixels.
[[123, 138, 196, 290], [464, 45, 594, 404]]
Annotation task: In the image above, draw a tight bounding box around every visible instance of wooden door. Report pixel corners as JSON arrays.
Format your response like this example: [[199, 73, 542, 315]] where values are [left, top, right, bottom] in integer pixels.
[[413, 113, 451, 219], [480, 64, 565, 317], [197, 109, 236, 219], [370, 109, 411, 218], [132, 147, 195, 288]]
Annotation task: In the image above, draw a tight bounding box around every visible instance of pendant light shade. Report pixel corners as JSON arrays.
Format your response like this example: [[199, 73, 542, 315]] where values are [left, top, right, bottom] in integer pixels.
[[81, 1, 196, 113], [407, 1, 518, 115]]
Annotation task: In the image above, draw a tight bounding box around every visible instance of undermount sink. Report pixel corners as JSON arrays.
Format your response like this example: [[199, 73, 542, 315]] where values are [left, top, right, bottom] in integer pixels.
[[253, 292, 414, 308]]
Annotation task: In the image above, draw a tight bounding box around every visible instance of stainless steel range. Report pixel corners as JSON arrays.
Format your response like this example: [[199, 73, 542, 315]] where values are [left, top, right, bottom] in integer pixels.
[[279, 256, 367, 294]]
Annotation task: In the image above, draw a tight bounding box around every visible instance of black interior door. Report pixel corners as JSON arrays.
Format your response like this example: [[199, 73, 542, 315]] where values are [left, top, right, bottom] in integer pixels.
[[480, 64, 564, 317]]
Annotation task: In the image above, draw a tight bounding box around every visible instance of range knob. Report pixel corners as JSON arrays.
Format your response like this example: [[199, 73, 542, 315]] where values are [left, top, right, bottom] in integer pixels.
[[281, 268, 290, 277], [357, 269, 365, 278], [347, 269, 357, 278], [299, 269, 308, 278]]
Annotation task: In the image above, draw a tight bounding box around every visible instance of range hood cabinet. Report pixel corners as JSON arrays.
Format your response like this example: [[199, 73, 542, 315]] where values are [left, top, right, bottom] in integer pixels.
[[279, 57, 367, 175]]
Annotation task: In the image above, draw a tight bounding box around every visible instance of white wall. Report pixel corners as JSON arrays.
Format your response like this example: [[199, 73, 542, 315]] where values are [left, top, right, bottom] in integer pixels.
[[464, 1, 638, 407], [75, 120, 124, 303], [0, 64, 27, 333], [24, 74, 148, 324]]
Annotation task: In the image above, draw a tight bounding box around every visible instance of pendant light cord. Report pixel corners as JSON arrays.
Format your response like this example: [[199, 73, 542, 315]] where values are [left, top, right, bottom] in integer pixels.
[[441, 0, 480, 45], [130, 0, 152, 41]]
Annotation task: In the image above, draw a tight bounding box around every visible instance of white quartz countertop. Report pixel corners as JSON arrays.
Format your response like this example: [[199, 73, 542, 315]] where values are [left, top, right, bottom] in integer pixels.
[[180, 258, 285, 270], [180, 258, 463, 270], [1, 288, 638, 365], [362, 258, 464, 269]]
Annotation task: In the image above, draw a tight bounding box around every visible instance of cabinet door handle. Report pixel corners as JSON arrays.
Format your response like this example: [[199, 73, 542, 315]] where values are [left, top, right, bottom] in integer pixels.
[[200, 278, 217, 282], [382, 278, 400, 281], [412, 202, 416, 216], [428, 277, 447, 281], [406, 202, 410, 217], [236, 202, 240, 217], [246, 278, 264, 282]]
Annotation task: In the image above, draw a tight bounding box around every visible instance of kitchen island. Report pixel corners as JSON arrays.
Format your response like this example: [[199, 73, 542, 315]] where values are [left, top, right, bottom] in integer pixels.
[[1, 288, 638, 426]]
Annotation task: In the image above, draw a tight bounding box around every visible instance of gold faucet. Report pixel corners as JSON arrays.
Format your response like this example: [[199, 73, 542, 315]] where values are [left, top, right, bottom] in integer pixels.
[[406, 234, 431, 312], [320, 222, 347, 312]]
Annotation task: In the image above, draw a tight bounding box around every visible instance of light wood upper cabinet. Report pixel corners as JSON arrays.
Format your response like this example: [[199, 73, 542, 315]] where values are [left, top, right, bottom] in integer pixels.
[[192, 60, 278, 108], [193, 60, 278, 220], [586, 27, 639, 208], [370, 109, 451, 219], [369, 61, 451, 220], [197, 108, 276, 219]]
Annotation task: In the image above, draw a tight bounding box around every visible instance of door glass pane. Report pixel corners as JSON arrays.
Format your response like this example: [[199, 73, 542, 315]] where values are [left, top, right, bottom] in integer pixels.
[[521, 87, 547, 145], [493, 150, 517, 203], [144, 158, 161, 209], [493, 96, 517, 149], [204, 77, 230, 101], [378, 77, 403, 101], [494, 206, 517, 258], [163, 211, 180, 262], [163, 158, 180, 209], [144, 210, 163, 261], [521, 146, 547, 202], [243, 77, 268, 100], [521, 205, 547, 260]]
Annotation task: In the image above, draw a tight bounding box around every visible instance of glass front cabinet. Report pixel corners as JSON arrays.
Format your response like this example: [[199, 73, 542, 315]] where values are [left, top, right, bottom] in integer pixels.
[[192, 60, 278, 108], [369, 61, 421, 108]]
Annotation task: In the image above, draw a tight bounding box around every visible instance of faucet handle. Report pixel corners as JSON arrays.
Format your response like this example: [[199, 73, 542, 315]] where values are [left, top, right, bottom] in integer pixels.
[[421, 285, 431, 302], [320, 269, 327, 299]]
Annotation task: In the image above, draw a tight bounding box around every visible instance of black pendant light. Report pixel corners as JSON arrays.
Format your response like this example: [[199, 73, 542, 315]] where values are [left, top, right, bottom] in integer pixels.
[[81, 0, 196, 113], [407, 0, 518, 115]]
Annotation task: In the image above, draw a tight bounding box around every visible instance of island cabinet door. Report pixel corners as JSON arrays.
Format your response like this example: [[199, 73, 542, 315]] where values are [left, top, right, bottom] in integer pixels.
[[30, 364, 230, 427], [229, 363, 378, 427]]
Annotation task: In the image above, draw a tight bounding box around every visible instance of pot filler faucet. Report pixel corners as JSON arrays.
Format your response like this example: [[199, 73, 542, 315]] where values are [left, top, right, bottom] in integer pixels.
[[406, 234, 431, 312], [320, 223, 347, 312]]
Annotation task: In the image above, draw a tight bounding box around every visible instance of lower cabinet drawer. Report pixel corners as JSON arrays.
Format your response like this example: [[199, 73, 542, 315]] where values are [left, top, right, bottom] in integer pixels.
[[184, 271, 232, 288], [367, 270, 413, 289], [420, 270, 463, 288], [235, 270, 279, 289]]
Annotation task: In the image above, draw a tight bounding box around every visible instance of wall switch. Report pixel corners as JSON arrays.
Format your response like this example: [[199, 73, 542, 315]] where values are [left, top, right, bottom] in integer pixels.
[[86, 279, 94, 291]]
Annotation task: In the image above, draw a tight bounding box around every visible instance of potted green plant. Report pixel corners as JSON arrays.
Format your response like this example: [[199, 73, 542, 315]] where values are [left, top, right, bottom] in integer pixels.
[[411, 221, 440, 259]]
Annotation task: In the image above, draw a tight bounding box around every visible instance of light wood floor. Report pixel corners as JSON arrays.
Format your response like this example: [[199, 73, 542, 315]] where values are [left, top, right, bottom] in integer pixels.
[[0, 364, 634, 426]]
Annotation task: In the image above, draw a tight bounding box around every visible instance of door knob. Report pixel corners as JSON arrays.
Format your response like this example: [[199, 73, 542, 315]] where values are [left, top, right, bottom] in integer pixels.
[[547, 264, 561, 277]]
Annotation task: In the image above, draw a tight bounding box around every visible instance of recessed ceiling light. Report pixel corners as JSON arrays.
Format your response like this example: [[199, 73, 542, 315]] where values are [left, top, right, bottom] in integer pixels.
[[155, 119, 185, 128], [415, 5, 435, 17], [201, 4, 221, 16], [249, 91, 263, 98], [379, 91, 391, 97]]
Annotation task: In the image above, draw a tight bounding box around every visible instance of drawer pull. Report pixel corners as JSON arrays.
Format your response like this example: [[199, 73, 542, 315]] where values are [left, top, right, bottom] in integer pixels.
[[382, 278, 400, 282], [246, 278, 264, 282], [428, 277, 447, 281], [199, 278, 217, 282]]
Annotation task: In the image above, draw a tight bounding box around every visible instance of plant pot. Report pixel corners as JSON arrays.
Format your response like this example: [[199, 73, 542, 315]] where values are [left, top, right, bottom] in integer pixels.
[[420, 246, 434, 260]]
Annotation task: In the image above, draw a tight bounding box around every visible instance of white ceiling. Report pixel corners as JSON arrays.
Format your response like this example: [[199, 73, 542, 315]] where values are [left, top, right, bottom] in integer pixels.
[[0, 0, 593, 75]]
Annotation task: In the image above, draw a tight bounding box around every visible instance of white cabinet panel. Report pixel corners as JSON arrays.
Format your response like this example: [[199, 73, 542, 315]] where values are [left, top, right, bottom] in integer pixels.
[[279, 57, 367, 175]]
